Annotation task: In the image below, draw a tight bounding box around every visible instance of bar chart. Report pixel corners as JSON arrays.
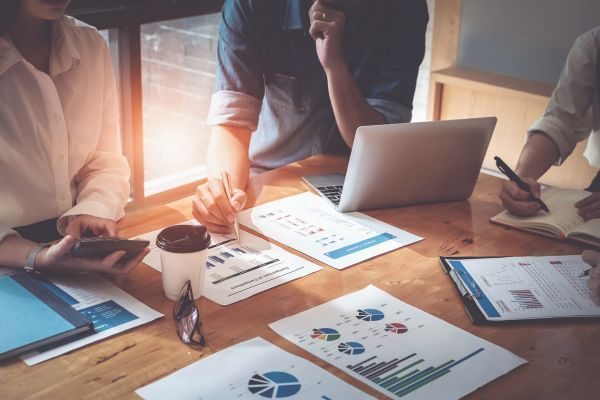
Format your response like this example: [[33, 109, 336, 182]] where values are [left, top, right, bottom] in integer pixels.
[[346, 348, 485, 398], [270, 285, 526, 400]]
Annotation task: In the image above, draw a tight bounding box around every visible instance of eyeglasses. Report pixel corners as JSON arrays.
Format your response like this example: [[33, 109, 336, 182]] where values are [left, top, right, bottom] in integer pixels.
[[173, 280, 206, 348]]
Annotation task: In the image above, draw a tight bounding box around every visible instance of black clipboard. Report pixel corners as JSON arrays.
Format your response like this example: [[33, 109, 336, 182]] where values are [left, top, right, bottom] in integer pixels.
[[440, 256, 600, 325], [439, 256, 506, 325]]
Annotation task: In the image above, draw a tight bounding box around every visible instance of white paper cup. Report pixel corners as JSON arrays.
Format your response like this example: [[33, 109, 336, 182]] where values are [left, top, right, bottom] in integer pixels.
[[156, 225, 211, 300]]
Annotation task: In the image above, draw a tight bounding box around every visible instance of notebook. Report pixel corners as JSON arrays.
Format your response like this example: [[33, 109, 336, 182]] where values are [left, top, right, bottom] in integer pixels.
[[491, 187, 600, 247], [440, 255, 600, 323], [0, 272, 93, 361]]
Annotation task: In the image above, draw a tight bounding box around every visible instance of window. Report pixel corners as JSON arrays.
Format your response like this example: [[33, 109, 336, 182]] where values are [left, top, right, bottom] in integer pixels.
[[71, 0, 436, 208], [141, 14, 220, 195], [69, 0, 225, 210]]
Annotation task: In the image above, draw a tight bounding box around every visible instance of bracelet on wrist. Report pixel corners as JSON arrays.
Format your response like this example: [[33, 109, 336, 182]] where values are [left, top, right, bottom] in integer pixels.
[[24, 243, 51, 273]]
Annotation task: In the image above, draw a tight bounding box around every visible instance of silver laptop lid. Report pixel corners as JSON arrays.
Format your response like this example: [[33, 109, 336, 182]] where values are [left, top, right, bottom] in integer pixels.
[[337, 117, 496, 212]]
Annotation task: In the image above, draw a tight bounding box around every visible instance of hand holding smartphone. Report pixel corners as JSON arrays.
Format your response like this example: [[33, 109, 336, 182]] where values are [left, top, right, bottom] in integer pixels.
[[71, 237, 150, 258]]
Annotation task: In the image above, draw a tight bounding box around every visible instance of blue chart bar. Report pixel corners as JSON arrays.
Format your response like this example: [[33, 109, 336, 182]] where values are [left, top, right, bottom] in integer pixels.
[[324, 233, 396, 260], [209, 255, 225, 264], [79, 300, 138, 333], [232, 247, 246, 254], [347, 348, 485, 398]]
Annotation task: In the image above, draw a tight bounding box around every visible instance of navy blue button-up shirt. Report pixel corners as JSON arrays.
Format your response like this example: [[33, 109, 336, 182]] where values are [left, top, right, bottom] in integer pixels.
[[207, 0, 428, 171]]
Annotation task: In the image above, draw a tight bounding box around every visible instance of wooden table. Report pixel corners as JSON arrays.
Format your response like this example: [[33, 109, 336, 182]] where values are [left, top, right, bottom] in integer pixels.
[[2, 155, 598, 399]]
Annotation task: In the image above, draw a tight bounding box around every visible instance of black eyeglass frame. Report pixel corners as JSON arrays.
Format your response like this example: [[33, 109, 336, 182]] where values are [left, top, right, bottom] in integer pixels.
[[173, 280, 206, 348]]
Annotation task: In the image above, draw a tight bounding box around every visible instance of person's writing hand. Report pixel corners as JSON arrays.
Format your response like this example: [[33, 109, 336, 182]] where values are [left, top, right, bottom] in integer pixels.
[[36, 235, 148, 275], [192, 178, 246, 233], [65, 215, 118, 239], [582, 250, 600, 304], [498, 178, 542, 216], [575, 192, 600, 221], [308, 0, 346, 72]]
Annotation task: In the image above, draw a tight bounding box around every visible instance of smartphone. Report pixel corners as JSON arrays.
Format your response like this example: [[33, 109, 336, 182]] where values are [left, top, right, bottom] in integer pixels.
[[71, 237, 150, 258]]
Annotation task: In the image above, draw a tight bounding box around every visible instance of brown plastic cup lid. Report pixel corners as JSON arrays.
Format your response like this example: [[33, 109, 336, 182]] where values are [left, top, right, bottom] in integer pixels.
[[156, 225, 211, 253]]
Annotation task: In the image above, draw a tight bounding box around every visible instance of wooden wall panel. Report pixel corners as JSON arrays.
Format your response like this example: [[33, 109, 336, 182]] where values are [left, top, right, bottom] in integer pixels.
[[432, 69, 596, 190]]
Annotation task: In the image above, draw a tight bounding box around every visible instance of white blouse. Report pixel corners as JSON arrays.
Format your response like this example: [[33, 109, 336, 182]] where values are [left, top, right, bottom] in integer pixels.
[[0, 16, 130, 243]]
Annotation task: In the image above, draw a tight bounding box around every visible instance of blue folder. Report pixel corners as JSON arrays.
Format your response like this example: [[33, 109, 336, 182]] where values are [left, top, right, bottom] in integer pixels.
[[0, 272, 93, 361]]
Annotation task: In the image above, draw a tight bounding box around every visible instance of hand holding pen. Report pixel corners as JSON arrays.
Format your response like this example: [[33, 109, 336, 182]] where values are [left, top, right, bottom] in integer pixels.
[[192, 173, 246, 235], [496, 156, 550, 216], [221, 171, 241, 242]]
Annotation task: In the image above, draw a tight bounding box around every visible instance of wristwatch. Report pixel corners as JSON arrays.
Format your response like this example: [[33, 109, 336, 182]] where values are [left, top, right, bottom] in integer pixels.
[[24, 243, 51, 273]]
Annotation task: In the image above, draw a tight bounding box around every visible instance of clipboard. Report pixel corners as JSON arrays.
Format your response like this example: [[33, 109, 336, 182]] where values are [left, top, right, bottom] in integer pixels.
[[439, 256, 506, 325]]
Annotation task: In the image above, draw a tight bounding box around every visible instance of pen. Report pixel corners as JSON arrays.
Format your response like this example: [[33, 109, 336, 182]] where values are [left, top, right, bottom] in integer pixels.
[[221, 171, 240, 242], [494, 156, 550, 213]]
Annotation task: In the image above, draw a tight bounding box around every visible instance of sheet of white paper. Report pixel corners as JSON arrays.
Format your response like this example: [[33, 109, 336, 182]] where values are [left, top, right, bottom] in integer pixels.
[[448, 255, 600, 320], [21, 273, 162, 365], [136, 337, 375, 400], [269, 285, 526, 400], [138, 221, 323, 305], [238, 192, 422, 269]]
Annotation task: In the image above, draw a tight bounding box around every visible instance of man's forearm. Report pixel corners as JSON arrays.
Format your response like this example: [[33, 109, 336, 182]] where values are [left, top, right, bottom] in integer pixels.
[[325, 64, 386, 148], [206, 125, 252, 190], [515, 132, 561, 180]]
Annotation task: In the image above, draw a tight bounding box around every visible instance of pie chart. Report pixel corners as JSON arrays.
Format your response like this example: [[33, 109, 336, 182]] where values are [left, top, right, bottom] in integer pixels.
[[356, 308, 385, 322], [248, 371, 302, 398], [310, 328, 341, 341], [338, 341, 366, 355], [384, 322, 408, 334]]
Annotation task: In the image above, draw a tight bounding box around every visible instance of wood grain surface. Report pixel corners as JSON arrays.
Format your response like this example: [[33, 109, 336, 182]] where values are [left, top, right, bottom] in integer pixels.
[[2, 155, 598, 400]]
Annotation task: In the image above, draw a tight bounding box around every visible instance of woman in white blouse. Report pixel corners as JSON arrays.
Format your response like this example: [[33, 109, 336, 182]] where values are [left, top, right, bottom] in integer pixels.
[[0, 0, 148, 273]]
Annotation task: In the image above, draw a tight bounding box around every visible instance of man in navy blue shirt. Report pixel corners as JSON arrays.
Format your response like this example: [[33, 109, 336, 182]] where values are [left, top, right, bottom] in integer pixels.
[[193, 0, 428, 232]]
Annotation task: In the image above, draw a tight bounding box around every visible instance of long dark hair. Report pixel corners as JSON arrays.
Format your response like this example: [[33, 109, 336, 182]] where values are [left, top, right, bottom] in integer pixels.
[[0, 0, 19, 36]]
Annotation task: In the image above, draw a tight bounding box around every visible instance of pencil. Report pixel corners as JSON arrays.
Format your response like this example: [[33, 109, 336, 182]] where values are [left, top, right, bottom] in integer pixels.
[[221, 171, 240, 242]]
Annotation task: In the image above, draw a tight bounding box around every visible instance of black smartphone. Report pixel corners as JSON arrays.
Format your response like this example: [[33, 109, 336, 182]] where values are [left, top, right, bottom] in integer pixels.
[[71, 238, 150, 258]]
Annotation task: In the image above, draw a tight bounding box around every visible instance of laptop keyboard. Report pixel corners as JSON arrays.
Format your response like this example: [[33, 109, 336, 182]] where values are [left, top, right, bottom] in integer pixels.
[[316, 185, 343, 205]]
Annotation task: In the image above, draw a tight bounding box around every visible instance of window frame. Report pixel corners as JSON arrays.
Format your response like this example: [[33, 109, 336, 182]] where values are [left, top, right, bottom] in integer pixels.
[[68, 0, 225, 211]]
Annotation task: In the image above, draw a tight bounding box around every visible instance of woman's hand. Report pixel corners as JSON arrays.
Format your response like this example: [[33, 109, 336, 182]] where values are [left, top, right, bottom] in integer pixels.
[[575, 192, 600, 221], [36, 235, 149, 275], [65, 215, 118, 238]]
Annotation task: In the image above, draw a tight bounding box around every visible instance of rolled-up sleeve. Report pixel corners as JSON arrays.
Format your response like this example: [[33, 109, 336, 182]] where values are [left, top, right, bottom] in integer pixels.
[[364, 0, 428, 124], [57, 37, 130, 234], [527, 32, 596, 164], [0, 222, 19, 244], [206, 0, 264, 130]]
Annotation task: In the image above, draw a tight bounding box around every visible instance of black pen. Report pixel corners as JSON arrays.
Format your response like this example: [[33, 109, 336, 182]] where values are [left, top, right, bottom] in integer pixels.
[[494, 156, 550, 213]]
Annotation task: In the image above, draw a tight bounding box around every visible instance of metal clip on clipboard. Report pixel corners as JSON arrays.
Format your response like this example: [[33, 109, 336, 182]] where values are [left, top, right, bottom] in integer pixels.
[[448, 269, 481, 300]]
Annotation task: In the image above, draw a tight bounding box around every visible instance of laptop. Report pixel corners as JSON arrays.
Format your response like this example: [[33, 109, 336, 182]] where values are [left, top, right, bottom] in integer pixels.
[[303, 117, 497, 212]]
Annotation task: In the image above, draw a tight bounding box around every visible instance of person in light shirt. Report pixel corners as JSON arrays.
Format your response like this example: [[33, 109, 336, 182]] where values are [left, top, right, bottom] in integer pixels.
[[0, 0, 148, 273], [499, 26, 600, 218], [496, 26, 600, 300]]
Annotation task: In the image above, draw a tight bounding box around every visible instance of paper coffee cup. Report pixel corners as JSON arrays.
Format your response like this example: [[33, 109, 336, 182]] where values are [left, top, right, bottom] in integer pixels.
[[156, 225, 211, 300]]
